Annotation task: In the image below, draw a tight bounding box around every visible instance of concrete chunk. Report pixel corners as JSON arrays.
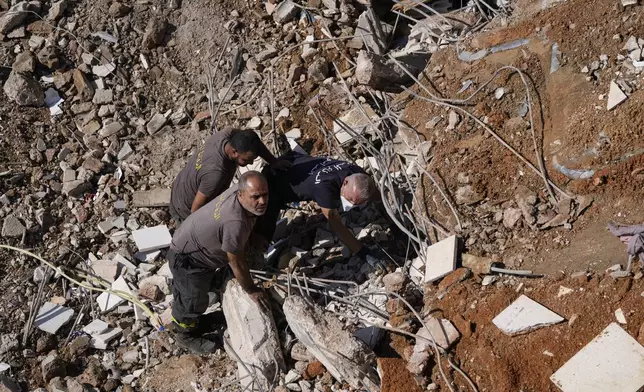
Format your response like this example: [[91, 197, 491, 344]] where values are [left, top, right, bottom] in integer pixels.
[[35, 302, 74, 334], [607, 80, 628, 111], [132, 189, 171, 207], [83, 319, 110, 335], [132, 225, 172, 252], [416, 317, 460, 350], [96, 276, 131, 312], [283, 296, 379, 390], [493, 294, 564, 336], [146, 113, 167, 135], [91, 259, 121, 283], [551, 323, 644, 391], [424, 235, 458, 283], [89, 327, 123, 350], [222, 280, 285, 391], [273, 0, 299, 24]]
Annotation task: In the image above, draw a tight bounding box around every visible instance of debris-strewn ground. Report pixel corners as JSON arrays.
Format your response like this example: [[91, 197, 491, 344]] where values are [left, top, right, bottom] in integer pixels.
[[2, 0, 644, 391]]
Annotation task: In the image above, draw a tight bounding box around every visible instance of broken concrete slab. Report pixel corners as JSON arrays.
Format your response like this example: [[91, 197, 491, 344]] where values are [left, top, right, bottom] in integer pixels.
[[551, 323, 644, 391], [96, 276, 131, 312], [82, 319, 109, 335], [91, 259, 121, 282], [424, 235, 458, 283], [283, 295, 379, 391], [35, 302, 74, 334], [132, 225, 172, 252], [134, 249, 161, 263], [607, 80, 628, 111], [88, 326, 123, 350], [332, 105, 378, 145], [355, 50, 412, 90], [222, 280, 285, 392], [493, 294, 564, 336], [416, 317, 460, 350], [351, 9, 393, 55], [132, 189, 171, 207]]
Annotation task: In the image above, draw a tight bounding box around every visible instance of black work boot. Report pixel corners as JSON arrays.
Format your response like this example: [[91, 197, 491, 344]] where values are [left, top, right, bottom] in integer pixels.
[[172, 322, 218, 355]]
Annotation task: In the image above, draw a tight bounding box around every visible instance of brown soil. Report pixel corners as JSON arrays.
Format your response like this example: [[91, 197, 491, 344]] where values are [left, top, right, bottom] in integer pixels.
[[378, 357, 424, 392]]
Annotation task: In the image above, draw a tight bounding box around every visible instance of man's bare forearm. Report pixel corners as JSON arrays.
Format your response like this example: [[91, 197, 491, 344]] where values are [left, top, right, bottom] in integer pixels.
[[227, 252, 256, 292], [323, 208, 362, 253], [258, 143, 277, 165]]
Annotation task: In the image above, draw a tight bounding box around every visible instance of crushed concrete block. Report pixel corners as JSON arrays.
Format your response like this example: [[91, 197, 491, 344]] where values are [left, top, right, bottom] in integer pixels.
[[91, 259, 121, 283], [113, 254, 137, 272], [493, 294, 564, 336], [138, 275, 169, 295], [35, 302, 74, 334], [83, 319, 110, 335], [424, 235, 458, 283], [89, 327, 123, 350], [333, 105, 377, 145], [132, 189, 171, 207], [96, 276, 130, 312], [615, 308, 627, 324], [551, 323, 644, 391], [283, 296, 379, 390], [416, 317, 460, 350], [222, 280, 285, 391], [2, 215, 25, 238], [146, 113, 167, 135], [273, 0, 299, 24], [607, 80, 628, 111], [351, 9, 393, 55], [132, 225, 172, 252], [355, 50, 412, 90]]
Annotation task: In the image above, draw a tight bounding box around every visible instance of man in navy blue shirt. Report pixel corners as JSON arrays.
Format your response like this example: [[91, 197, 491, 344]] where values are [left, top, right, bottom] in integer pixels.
[[255, 152, 384, 267]]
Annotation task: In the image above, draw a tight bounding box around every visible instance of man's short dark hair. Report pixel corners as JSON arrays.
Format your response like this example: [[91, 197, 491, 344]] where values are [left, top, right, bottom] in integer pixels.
[[229, 129, 262, 155]]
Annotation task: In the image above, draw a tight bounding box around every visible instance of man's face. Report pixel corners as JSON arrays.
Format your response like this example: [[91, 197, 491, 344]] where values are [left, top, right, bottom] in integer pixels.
[[239, 179, 269, 216], [340, 179, 364, 206], [232, 150, 257, 167]]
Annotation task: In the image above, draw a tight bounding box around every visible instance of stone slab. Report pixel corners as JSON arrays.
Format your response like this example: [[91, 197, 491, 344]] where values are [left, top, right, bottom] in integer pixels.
[[424, 235, 458, 283], [551, 323, 644, 391], [132, 225, 171, 252], [35, 302, 74, 334], [132, 189, 171, 207], [493, 294, 564, 336]]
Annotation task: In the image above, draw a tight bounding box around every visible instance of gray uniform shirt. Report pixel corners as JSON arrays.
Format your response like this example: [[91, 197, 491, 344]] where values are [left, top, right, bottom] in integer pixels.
[[169, 128, 237, 221], [170, 186, 256, 269]]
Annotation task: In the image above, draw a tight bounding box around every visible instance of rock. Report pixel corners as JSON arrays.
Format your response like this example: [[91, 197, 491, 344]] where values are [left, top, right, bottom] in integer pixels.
[[0, 333, 18, 355], [0, 1, 41, 34], [416, 317, 460, 350], [0, 375, 20, 392], [607, 80, 628, 111], [455, 185, 485, 205], [36, 334, 57, 353], [246, 116, 262, 129], [447, 110, 461, 130], [92, 63, 115, 77], [66, 379, 88, 392], [117, 142, 134, 161], [2, 215, 25, 238], [514, 186, 537, 225], [355, 50, 410, 90], [99, 122, 123, 138], [503, 208, 522, 229], [122, 349, 139, 363], [92, 89, 113, 105], [222, 280, 285, 392], [256, 47, 278, 62], [37, 46, 62, 69], [382, 272, 405, 293], [142, 18, 167, 49], [68, 335, 90, 356], [290, 342, 314, 362], [3, 71, 44, 106], [138, 281, 162, 300], [108, 2, 131, 17], [41, 354, 67, 382], [13, 51, 36, 73], [283, 296, 379, 391], [82, 156, 103, 173], [273, 0, 299, 24], [78, 358, 107, 387], [48, 377, 66, 392], [351, 10, 392, 55], [47, 0, 67, 21], [308, 58, 329, 82], [62, 180, 91, 197], [146, 113, 167, 135]]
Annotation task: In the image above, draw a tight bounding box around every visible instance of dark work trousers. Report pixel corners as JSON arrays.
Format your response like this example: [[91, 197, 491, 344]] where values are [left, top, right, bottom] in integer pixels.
[[254, 156, 299, 242], [167, 249, 228, 330]]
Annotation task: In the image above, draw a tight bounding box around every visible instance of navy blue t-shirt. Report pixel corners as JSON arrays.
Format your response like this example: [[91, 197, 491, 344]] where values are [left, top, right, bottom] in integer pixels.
[[286, 154, 365, 209]]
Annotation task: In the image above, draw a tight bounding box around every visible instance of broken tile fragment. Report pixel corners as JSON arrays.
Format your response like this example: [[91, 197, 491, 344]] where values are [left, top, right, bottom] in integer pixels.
[[492, 295, 564, 336], [607, 80, 628, 111], [96, 276, 131, 312], [424, 235, 458, 283], [551, 323, 644, 391], [35, 302, 74, 334]]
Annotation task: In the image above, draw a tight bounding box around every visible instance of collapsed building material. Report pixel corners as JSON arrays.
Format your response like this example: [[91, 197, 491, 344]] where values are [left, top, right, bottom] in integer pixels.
[[551, 323, 644, 391], [131, 225, 172, 252], [222, 280, 285, 392], [355, 50, 412, 90], [424, 235, 458, 282], [493, 295, 564, 335], [132, 189, 171, 207], [34, 302, 74, 334], [283, 295, 379, 391]]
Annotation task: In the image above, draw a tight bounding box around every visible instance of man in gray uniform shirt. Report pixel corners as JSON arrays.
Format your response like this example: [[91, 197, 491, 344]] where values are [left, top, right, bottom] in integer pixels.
[[167, 171, 270, 354], [169, 127, 290, 222]]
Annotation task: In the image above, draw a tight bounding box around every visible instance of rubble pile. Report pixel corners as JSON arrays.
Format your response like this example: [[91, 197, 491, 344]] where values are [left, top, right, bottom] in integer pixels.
[[2, 0, 644, 390]]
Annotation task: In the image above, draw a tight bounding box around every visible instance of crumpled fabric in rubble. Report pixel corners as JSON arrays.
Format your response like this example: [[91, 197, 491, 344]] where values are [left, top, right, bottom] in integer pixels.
[[607, 222, 644, 264]]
